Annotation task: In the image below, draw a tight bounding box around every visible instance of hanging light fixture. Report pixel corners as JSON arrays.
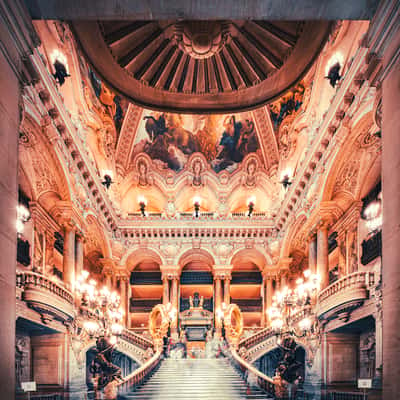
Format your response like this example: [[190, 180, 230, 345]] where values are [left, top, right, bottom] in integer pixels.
[[75, 271, 124, 339], [267, 269, 320, 339], [16, 204, 31, 235]]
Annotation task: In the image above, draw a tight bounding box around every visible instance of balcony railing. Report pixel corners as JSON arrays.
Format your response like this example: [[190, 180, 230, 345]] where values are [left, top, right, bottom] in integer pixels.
[[231, 298, 262, 312], [317, 271, 375, 318], [130, 298, 162, 313], [16, 270, 74, 322]]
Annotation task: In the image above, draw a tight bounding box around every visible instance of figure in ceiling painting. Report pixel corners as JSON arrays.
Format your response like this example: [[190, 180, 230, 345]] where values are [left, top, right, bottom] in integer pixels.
[[132, 112, 259, 173], [89, 69, 127, 133], [78, 52, 128, 134], [269, 82, 306, 132]]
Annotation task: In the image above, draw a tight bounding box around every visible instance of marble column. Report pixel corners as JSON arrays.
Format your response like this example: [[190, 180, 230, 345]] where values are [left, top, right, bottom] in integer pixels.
[[119, 276, 129, 327], [382, 53, 400, 400], [266, 277, 273, 325], [308, 235, 317, 274], [162, 277, 170, 305], [170, 277, 179, 333], [214, 277, 222, 334], [215, 277, 222, 312], [223, 277, 230, 305], [260, 276, 266, 327], [0, 2, 38, 397], [63, 224, 76, 289], [317, 224, 329, 289], [75, 235, 84, 279]]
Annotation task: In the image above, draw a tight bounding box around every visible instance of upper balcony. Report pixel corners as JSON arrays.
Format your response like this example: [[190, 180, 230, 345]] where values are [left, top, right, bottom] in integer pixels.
[[16, 270, 75, 323], [316, 271, 375, 319]]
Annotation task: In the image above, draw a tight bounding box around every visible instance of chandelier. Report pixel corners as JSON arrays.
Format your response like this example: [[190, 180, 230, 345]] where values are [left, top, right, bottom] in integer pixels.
[[75, 271, 124, 341], [267, 269, 320, 339]]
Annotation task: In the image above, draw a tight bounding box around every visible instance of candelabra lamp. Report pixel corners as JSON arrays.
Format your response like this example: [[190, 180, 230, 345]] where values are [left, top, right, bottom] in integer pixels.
[[74, 271, 125, 392], [267, 269, 320, 340]]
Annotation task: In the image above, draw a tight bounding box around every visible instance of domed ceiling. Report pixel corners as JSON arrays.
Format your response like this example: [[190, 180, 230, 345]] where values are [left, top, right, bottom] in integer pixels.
[[72, 20, 332, 113]]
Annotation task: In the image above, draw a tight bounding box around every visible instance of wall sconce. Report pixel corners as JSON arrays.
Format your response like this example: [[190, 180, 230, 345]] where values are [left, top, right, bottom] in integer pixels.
[[138, 195, 147, 217], [280, 169, 293, 190], [16, 204, 31, 235], [193, 196, 201, 218], [50, 50, 70, 86], [101, 174, 113, 189], [247, 196, 256, 217]]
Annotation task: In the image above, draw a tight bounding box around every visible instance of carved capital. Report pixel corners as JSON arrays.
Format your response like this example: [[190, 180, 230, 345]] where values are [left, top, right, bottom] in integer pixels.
[[160, 265, 179, 280], [51, 201, 86, 234]]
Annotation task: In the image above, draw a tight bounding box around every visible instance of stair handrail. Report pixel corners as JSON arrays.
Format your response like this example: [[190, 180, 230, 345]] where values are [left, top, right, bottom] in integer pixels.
[[239, 327, 276, 350], [117, 350, 162, 393], [120, 329, 154, 351], [229, 347, 275, 397]]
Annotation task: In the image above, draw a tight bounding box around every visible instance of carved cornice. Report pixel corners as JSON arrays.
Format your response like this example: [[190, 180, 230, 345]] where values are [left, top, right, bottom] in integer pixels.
[[276, 45, 369, 232], [30, 51, 119, 231], [252, 106, 279, 172], [115, 104, 143, 173], [331, 201, 363, 237], [29, 201, 60, 234], [51, 201, 86, 234]]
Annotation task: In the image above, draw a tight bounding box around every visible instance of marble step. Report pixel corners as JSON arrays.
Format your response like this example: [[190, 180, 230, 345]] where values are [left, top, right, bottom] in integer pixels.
[[119, 358, 273, 400]]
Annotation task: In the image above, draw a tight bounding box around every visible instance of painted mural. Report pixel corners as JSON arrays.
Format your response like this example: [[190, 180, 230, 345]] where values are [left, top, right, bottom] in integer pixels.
[[268, 82, 306, 132], [78, 52, 128, 134], [131, 112, 260, 173]]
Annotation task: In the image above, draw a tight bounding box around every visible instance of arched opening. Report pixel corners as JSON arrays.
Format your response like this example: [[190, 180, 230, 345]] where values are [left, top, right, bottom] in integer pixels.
[[126, 249, 163, 331], [179, 249, 215, 313], [230, 249, 264, 329], [254, 344, 306, 381]]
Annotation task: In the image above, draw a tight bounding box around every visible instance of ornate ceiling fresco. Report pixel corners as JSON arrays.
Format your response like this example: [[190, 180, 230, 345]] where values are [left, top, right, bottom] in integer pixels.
[[132, 110, 260, 173], [71, 19, 332, 113]]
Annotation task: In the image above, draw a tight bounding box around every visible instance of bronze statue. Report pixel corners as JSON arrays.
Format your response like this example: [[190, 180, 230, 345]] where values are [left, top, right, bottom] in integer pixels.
[[89, 336, 123, 391]]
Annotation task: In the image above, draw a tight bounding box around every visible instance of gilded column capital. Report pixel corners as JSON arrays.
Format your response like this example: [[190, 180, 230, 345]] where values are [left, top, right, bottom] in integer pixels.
[[213, 265, 233, 280], [51, 201, 86, 234], [160, 265, 179, 280]]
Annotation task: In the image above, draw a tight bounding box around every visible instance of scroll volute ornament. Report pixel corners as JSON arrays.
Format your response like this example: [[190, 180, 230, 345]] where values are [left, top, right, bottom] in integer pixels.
[[148, 304, 170, 349], [224, 303, 243, 348]]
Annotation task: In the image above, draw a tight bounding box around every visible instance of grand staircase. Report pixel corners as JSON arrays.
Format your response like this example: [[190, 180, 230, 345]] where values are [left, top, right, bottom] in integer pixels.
[[119, 358, 274, 399]]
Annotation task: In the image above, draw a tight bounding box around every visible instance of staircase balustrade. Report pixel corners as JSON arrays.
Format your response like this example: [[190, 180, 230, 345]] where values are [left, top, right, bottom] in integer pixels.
[[228, 348, 276, 397], [239, 327, 276, 350], [117, 351, 162, 393], [120, 329, 154, 351]]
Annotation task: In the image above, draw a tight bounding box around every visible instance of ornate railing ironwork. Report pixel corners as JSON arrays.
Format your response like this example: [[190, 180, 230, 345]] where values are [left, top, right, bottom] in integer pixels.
[[130, 298, 162, 313]]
